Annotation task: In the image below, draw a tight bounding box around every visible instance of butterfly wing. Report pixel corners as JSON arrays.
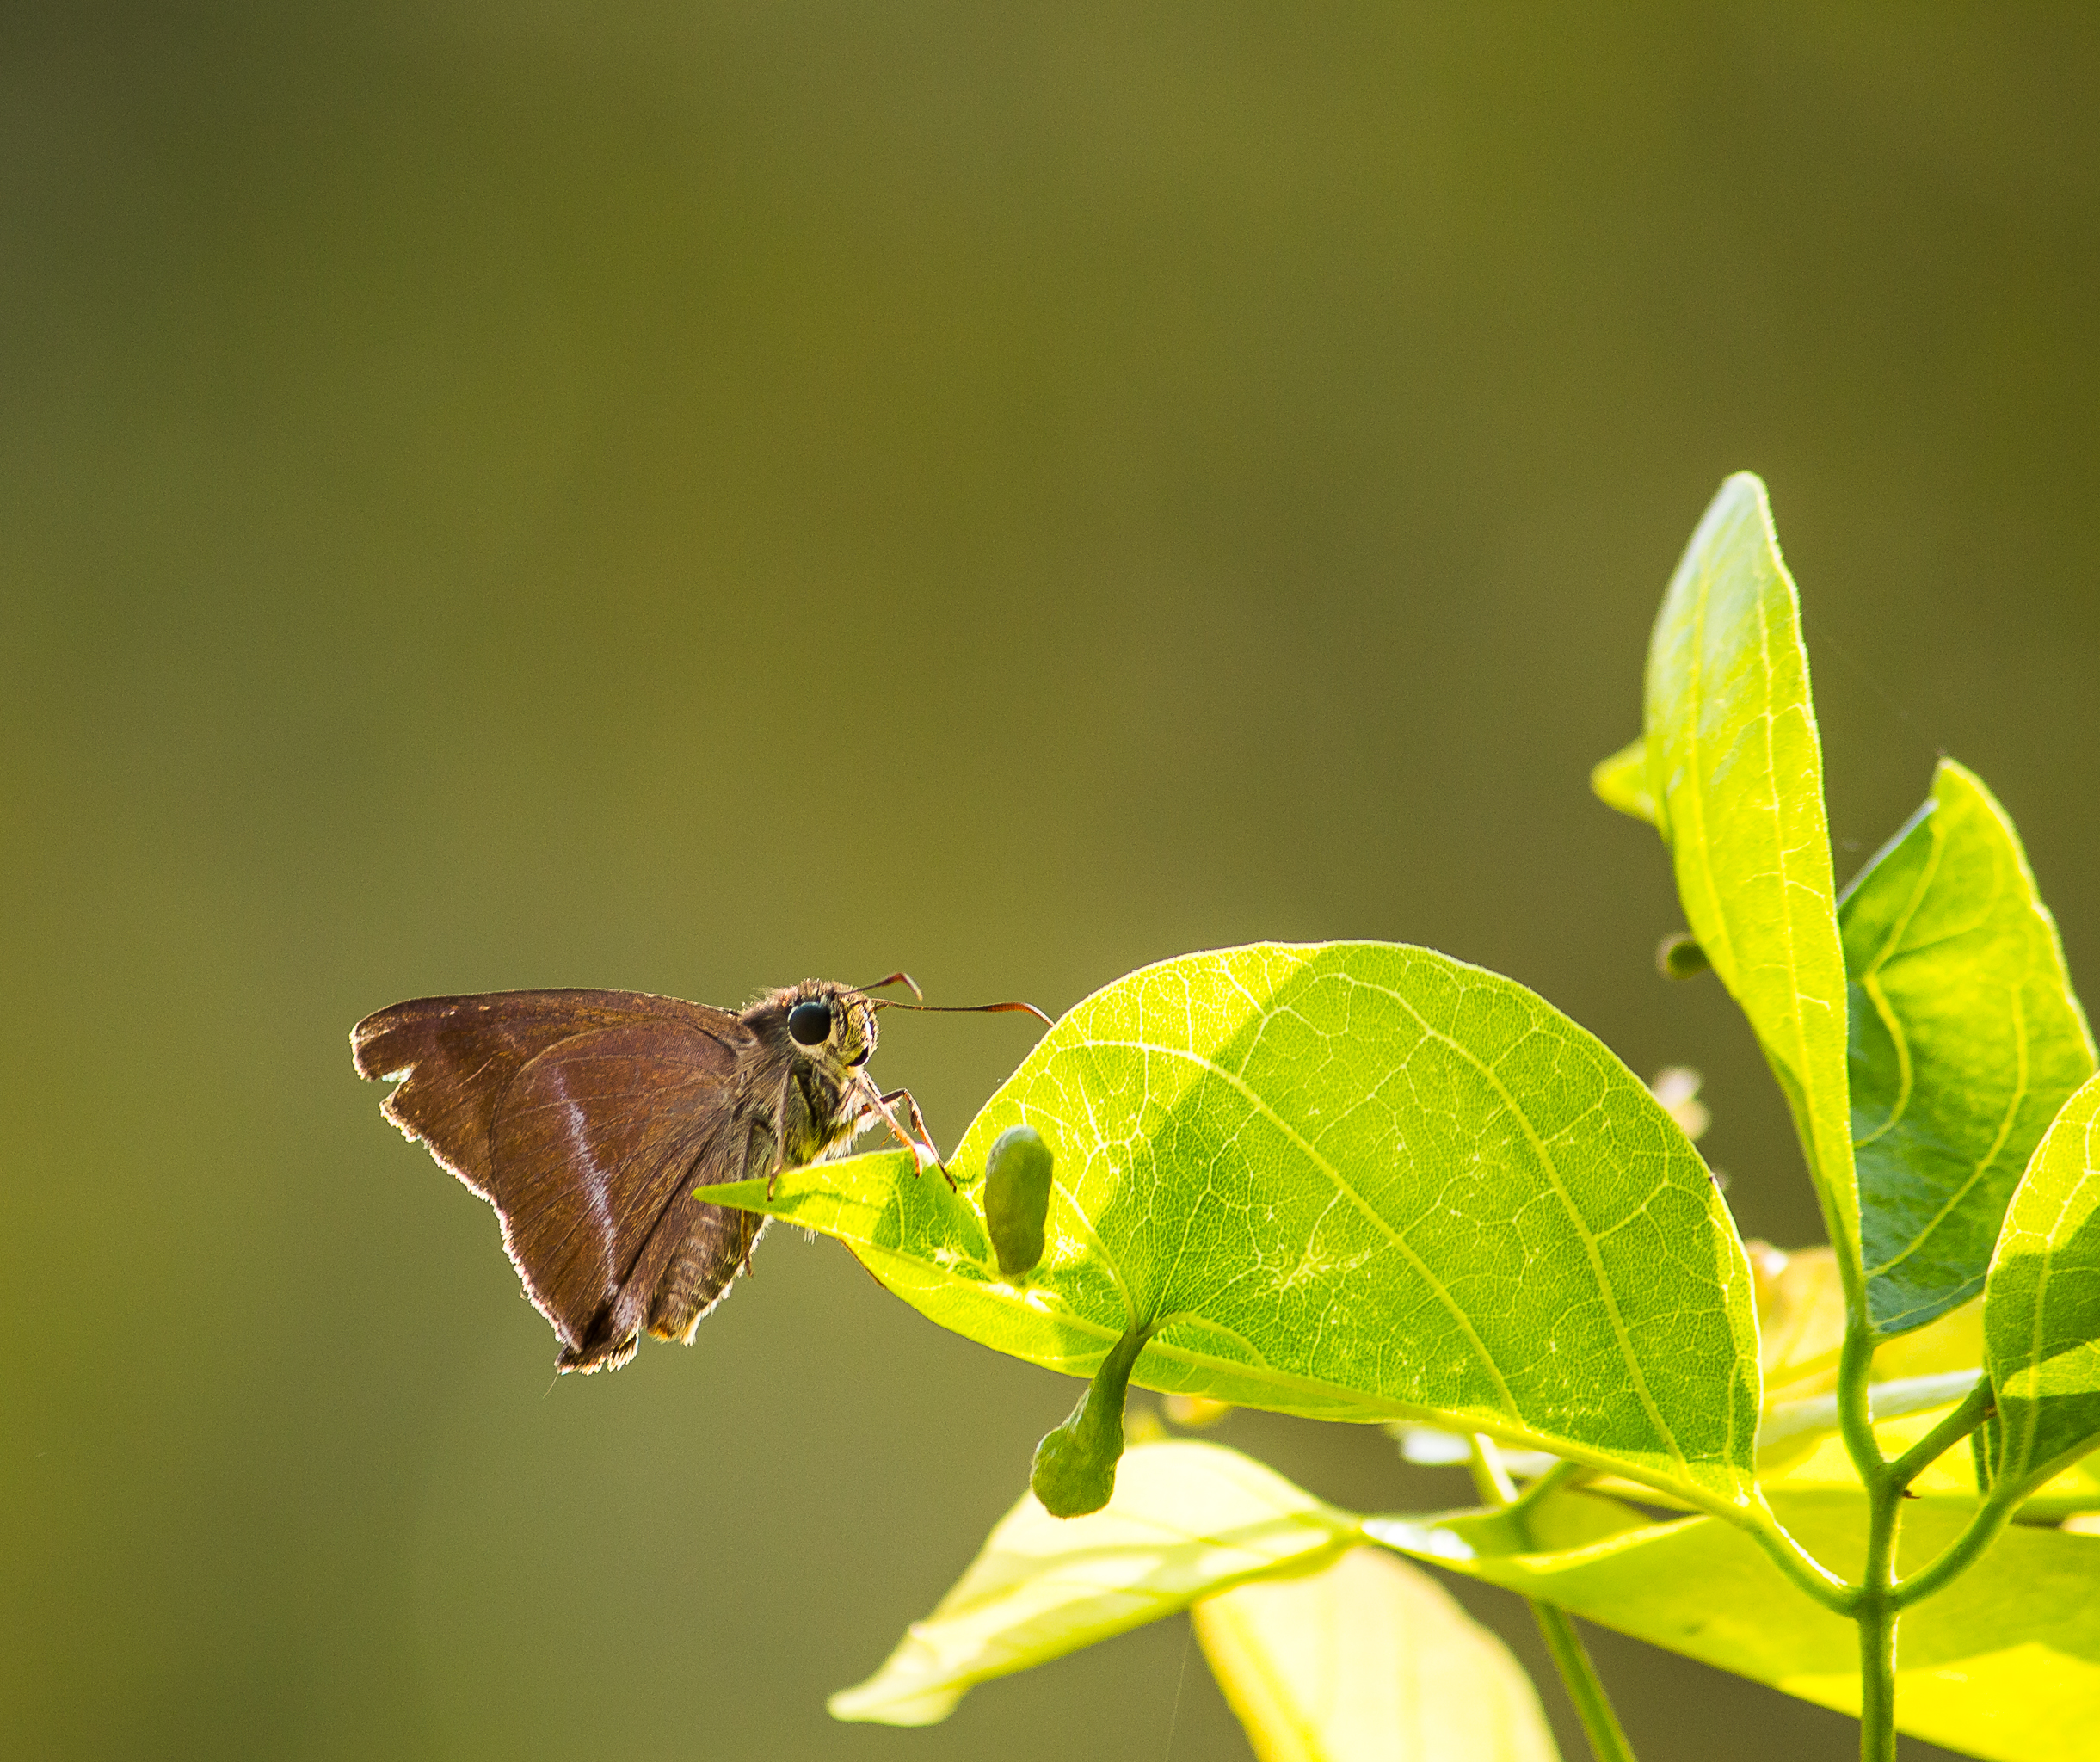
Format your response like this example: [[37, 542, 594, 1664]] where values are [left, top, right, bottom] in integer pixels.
[[351, 990, 771, 1371]]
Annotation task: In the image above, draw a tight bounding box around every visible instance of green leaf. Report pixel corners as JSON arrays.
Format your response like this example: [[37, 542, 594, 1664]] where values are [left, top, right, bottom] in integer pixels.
[[1842, 759, 2097, 1334], [1984, 1074, 2100, 1497], [1368, 1488, 2100, 1762], [1589, 736, 1654, 824], [1193, 1547, 1561, 1762], [828, 1440, 1357, 1725], [1643, 473, 1857, 1278], [705, 942, 1764, 1516]]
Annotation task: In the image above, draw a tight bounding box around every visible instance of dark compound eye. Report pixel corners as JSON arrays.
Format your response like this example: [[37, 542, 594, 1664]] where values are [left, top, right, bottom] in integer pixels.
[[787, 1000, 834, 1046]]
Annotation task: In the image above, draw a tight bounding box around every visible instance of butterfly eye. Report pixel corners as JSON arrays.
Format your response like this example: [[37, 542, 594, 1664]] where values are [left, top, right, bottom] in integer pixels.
[[787, 1001, 834, 1046]]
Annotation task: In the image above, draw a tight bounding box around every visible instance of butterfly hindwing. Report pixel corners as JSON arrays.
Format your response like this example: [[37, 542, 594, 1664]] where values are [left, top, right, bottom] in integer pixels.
[[492, 1021, 765, 1370]]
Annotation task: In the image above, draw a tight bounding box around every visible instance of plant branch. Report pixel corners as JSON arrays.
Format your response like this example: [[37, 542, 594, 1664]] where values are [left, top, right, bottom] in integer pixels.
[[1506, 1457, 1587, 1521], [1890, 1493, 2017, 1612], [1742, 1506, 1857, 1615], [1469, 1437, 1639, 1762], [1886, 1377, 1993, 1488]]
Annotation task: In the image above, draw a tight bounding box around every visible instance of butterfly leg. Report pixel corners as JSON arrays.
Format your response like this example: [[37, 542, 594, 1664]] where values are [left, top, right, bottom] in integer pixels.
[[877, 1087, 953, 1188], [765, 1076, 793, 1199]]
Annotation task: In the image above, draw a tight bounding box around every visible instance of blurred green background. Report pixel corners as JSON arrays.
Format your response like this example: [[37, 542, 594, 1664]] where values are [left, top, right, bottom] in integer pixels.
[[3, 5, 2096, 1758]]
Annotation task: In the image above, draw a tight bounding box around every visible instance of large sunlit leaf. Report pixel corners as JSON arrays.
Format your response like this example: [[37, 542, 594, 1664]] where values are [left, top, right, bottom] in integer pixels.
[[1368, 1488, 2100, 1762], [1984, 1074, 2100, 1497], [1642, 473, 1857, 1276], [827, 1441, 1356, 1725], [706, 942, 1764, 1514], [1193, 1548, 1560, 1762], [1841, 759, 2096, 1335]]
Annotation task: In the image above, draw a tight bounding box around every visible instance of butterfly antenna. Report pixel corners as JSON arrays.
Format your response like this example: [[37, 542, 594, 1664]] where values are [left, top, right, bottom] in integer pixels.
[[854, 970, 925, 1002], [873, 997, 1055, 1028]]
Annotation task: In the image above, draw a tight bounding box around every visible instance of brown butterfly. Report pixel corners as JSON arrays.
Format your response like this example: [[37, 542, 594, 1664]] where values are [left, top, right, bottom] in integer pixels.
[[350, 976, 1045, 1373]]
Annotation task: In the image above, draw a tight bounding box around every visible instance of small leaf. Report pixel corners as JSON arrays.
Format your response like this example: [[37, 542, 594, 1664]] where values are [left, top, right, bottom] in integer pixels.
[[1842, 759, 2097, 1335], [1193, 1548, 1560, 1762], [1984, 1073, 2100, 1497], [706, 942, 1764, 1517], [1589, 736, 1654, 824], [983, 1123, 1055, 1279], [1643, 473, 1857, 1279], [1032, 1322, 1149, 1517], [1368, 1487, 2100, 1761], [828, 1441, 1357, 1725]]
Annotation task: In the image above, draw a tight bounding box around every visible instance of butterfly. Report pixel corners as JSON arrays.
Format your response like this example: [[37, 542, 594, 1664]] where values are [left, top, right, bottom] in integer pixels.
[[351, 976, 1043, 1372]]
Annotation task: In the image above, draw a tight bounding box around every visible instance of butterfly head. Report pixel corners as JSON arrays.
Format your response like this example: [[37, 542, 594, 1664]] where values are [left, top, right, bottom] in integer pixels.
[[743, 979, 879, 1093]]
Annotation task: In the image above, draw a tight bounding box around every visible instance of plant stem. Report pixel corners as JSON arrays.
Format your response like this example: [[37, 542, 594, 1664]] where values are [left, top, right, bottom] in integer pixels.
[[1505, 1457, 1586, 1521], [1836, 1321, 1887, 1481], [1469, 1437, 1639, 1762], [1836, 1319, 1899, 1762], [1745, 1506, 1856, 1614], [1890, 1494, 2016, 1612], [1854, 1482, 1900, 1762], [1531, 1598, 1637, 1762], [1885, 1376, 1992, 1486]]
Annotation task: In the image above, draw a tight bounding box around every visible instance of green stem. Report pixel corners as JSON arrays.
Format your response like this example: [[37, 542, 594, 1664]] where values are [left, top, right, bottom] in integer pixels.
[[1469, 1438, 1638, 1762], [1890, 1494, 2016, 1612], [1854, 1484, 1900, 1762], [1836, 1321, 1886, 1481], [1744, 1506, 1856, 1615], [1835, 1317, 1900, 1762], [1506, 1457, 1586, 1521], [1531, 1599, 1637, 1762], [1885, 1376, 1992, 1487]]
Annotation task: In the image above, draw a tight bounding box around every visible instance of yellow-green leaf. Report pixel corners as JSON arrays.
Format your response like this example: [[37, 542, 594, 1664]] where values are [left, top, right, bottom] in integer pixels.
[[1368, 1488, 2100, 1761], [705, 942, 1764, 1518], [828, 1440, 1356, 1726], [1984, 1074, 2100, 1497], [1194, 1548, 1559, 1762], [1842, 760, 2096, 1334], [1643, 473, 1857, 1283]]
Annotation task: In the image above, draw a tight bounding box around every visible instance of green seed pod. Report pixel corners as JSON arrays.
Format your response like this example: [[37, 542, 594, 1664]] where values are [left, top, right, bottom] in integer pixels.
[[1031, 1322, 1150, 1519], [983, 1123, 1055, 1280], [1656, 930, 1711, 980]]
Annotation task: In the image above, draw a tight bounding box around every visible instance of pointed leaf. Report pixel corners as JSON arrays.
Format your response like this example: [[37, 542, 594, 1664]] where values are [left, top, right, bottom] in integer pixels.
[[1984, 1073, 2100, 1496], [1643, 473, 1857, 1275], [827, 1441, 1356, 1724], [1589, 736, 1654, 824], [1841, 759, 2096, 1334], [1368, 1488, 2100, 1762], [706, 942, 1763, 1515], [1194, 1548, 1560, 1762]]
